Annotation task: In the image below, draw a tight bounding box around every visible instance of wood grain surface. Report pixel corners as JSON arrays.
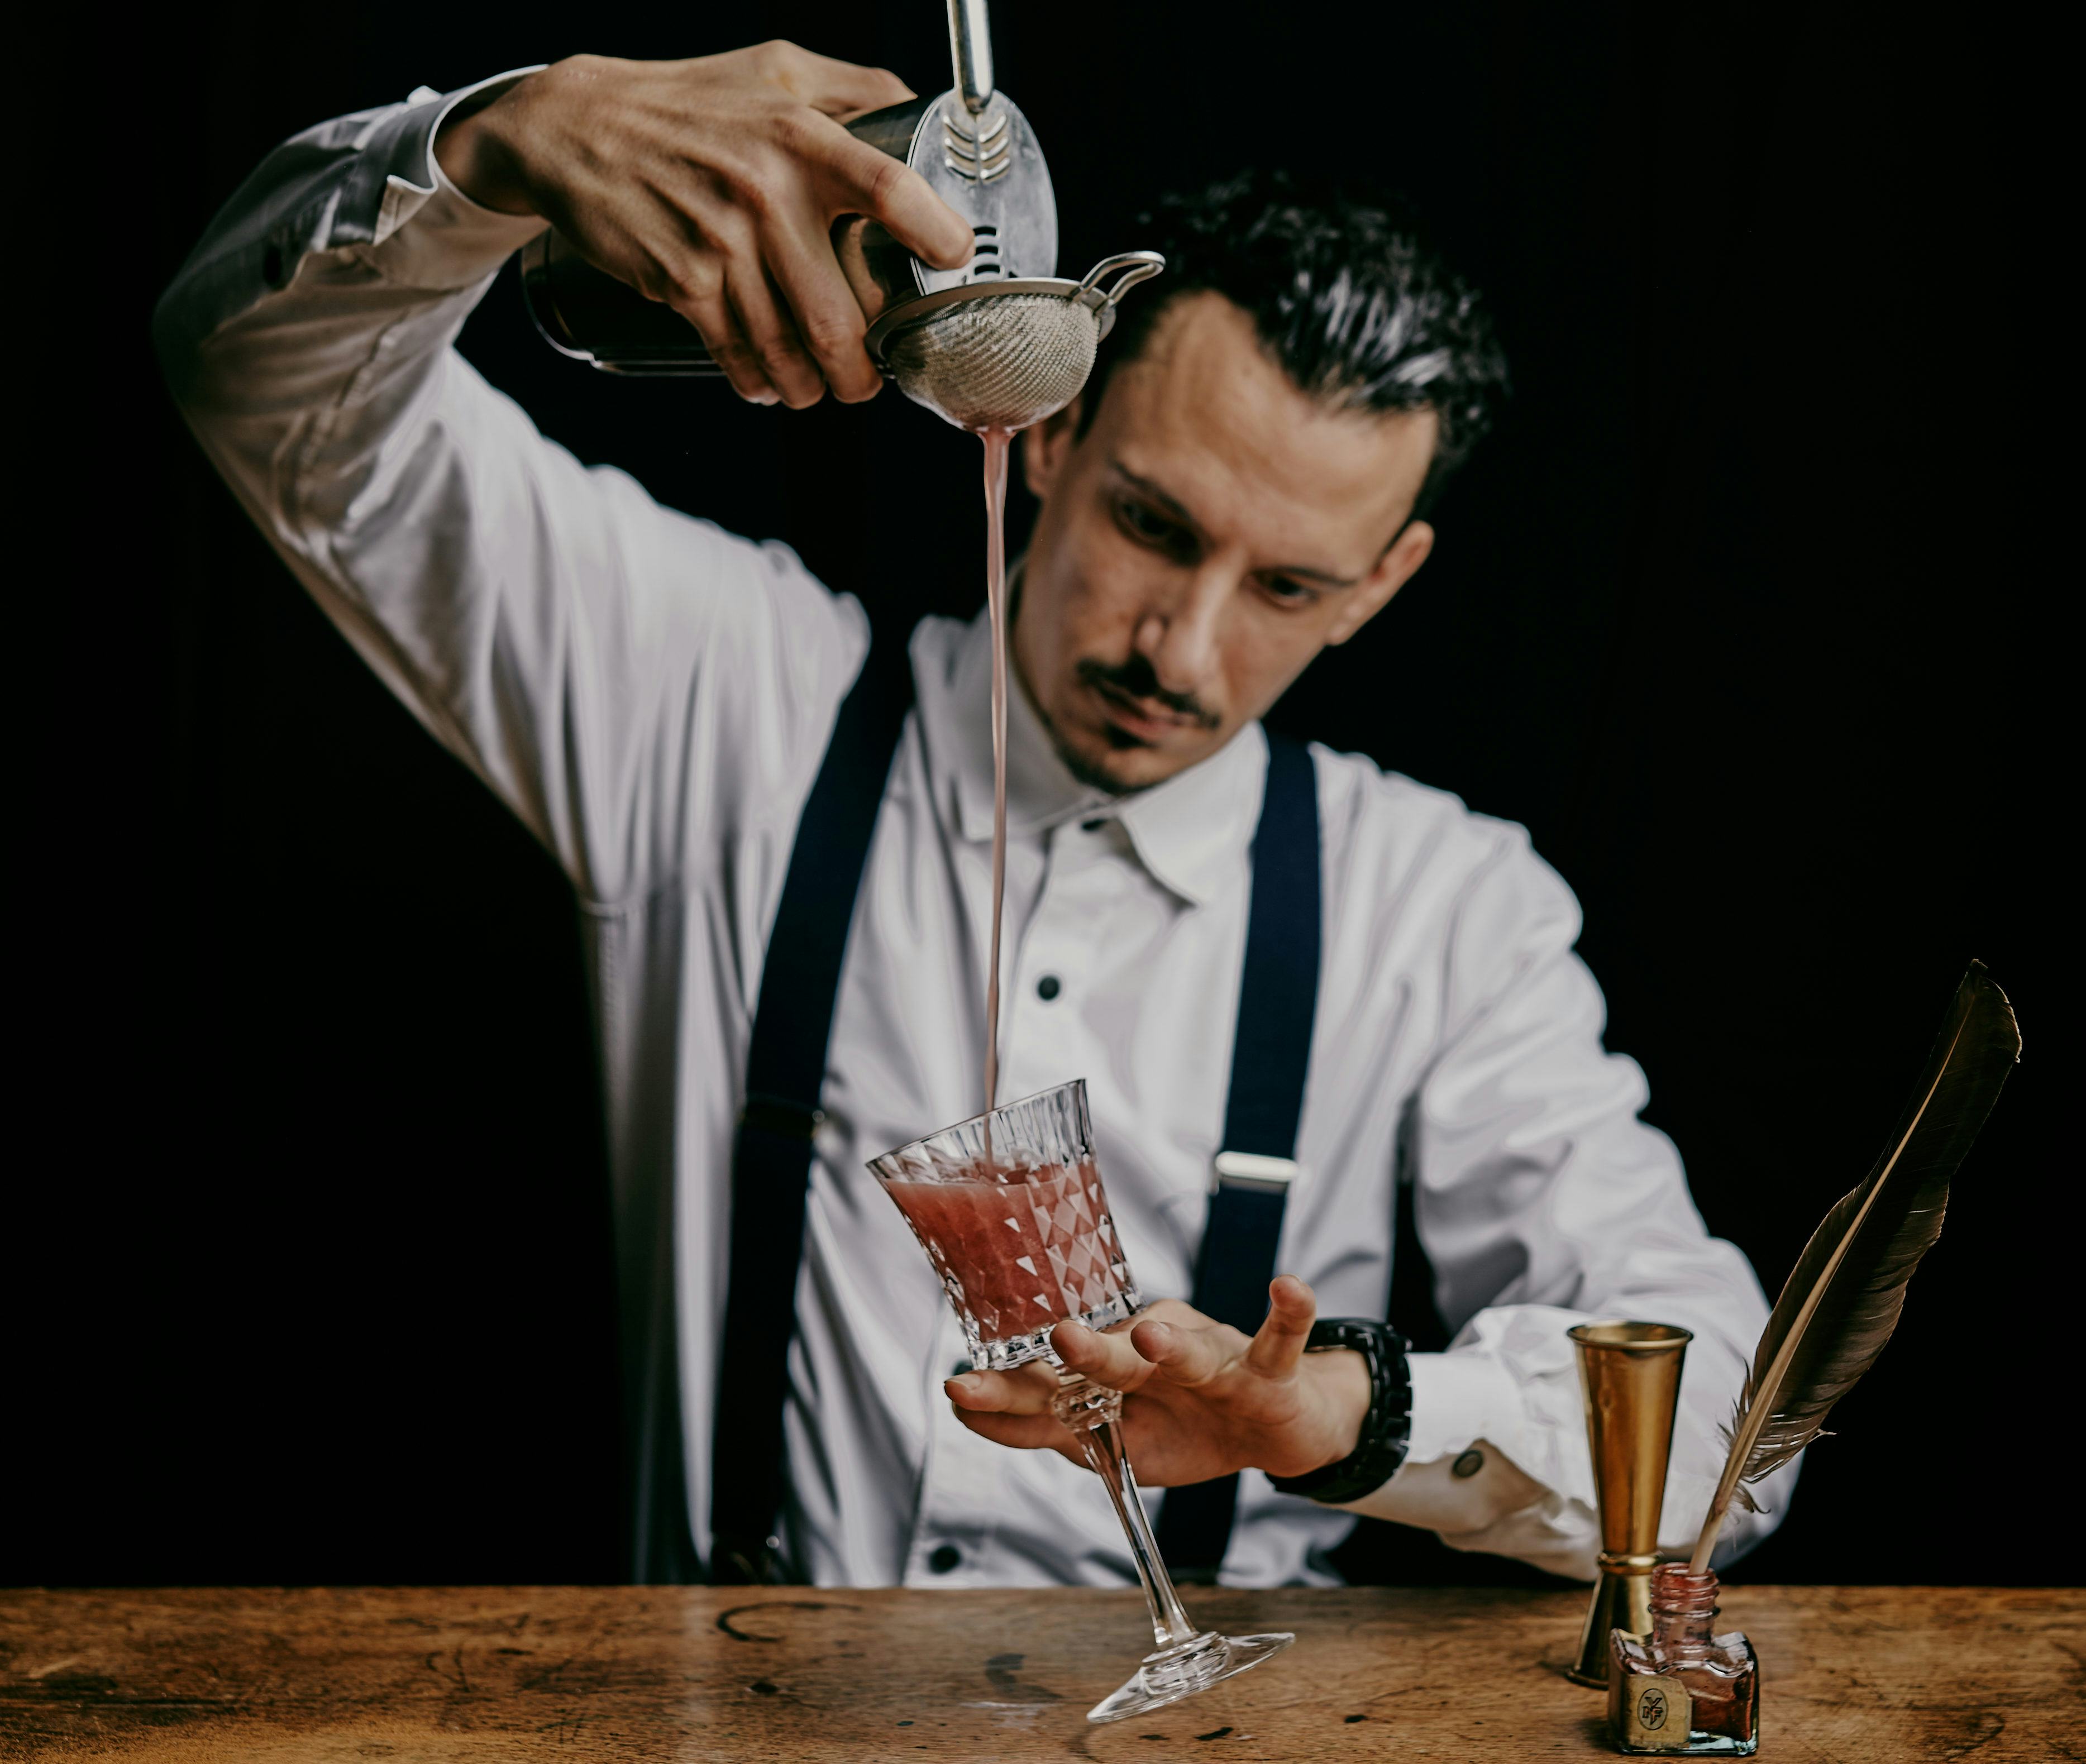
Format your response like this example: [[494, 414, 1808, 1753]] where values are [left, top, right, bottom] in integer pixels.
[[3, 1585, 2078, 1761]]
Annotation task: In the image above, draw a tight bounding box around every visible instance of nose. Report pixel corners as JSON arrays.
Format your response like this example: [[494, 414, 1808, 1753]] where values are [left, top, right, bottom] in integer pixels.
[[1132, 558, 1231, 700]]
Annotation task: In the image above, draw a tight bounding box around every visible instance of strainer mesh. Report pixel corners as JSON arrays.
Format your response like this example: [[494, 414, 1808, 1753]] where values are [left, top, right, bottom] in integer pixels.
[[882, 293, 1102, 432]]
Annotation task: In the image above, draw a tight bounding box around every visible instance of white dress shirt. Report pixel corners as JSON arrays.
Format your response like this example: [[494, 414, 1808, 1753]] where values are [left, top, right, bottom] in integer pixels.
[[153, 73, 1797, 1589]]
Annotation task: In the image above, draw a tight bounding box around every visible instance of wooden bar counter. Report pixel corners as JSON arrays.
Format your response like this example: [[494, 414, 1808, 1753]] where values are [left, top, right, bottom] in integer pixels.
[[3, 1585, 2077, 1760]]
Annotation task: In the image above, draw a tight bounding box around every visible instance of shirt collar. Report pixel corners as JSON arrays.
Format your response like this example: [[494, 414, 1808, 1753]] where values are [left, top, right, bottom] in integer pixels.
[[914, 606, 1269, 909]]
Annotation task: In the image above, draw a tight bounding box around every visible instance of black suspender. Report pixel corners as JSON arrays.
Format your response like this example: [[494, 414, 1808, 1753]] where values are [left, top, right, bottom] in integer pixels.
[[709, 622, 916, 1584], [1154, 731, 1323, 1577], [705, 682, 1320, 1585]]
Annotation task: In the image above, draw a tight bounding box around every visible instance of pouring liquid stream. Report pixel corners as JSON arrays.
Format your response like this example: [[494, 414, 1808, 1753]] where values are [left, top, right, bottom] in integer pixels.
[[980, 426, 1013, 1127]]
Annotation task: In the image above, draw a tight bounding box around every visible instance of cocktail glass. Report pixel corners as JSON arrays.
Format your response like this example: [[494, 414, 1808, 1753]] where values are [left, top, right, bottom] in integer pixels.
[[869, 1079, 1295, 1723]]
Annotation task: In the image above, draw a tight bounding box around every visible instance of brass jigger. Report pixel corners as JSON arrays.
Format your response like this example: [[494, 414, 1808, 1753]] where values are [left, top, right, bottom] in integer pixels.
[[1564, 1320, 1693, 1688]]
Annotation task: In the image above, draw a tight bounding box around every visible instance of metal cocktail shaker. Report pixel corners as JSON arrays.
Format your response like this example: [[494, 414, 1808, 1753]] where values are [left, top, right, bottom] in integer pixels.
[[521, 0, 1058, 375]]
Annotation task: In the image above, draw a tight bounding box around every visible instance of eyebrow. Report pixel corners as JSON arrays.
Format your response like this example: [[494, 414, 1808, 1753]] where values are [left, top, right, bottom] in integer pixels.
[[1107, 458, 1365, 587]]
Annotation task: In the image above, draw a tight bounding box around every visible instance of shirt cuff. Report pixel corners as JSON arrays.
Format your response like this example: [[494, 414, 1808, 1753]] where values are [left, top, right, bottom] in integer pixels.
[[1405, 1349, 1530, 1467], [1323, 1345, 1558, 1545], [357, 69, 550, 290]]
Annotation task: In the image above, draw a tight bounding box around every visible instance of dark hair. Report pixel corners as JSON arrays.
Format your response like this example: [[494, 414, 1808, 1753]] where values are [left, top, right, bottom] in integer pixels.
[[1078, 170, 1509, 515]]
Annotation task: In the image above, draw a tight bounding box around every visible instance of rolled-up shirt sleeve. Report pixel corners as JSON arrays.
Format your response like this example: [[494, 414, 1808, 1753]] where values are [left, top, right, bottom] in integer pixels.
[[152, 74, 866, 911], [1331, 836, 1796, 1579]]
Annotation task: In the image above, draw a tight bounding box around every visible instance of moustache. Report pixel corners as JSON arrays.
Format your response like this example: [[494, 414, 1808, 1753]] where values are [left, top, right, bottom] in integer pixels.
[[1075, 656, 1223, 732]]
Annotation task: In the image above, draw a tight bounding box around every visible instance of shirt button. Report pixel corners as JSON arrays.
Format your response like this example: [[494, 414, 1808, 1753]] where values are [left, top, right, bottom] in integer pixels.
[[929, 1544, 962, 1574], [1035, 975, 1062, 1001], [1452, 1448, 1486, 1479]]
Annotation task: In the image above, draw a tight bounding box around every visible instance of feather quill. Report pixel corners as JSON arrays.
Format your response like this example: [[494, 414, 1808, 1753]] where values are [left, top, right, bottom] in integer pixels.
[[1689, 962, 2021, 1572]]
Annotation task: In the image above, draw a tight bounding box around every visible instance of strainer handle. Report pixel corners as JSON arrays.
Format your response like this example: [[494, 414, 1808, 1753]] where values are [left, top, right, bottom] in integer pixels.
[[948, 0, 995, 115], [1075, 252, 1167, 314]]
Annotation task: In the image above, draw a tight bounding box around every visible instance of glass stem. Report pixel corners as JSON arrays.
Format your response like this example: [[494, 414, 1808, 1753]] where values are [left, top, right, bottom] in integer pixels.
[[1054, 1372, 1202, 1652]]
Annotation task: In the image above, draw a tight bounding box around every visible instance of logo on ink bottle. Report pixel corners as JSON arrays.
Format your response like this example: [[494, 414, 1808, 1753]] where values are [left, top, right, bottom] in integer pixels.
[[1636, 1685, 1670, 1731]]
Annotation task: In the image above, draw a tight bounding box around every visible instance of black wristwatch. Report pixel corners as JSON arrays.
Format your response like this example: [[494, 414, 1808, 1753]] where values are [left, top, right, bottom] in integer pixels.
[[1266, 1318, 1412, 1505]]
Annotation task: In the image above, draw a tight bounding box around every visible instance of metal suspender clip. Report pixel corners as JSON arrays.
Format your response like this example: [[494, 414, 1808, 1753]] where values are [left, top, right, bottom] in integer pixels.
[[1210, 1150, 1301, 1194], [741, 1092, 828, 1140]]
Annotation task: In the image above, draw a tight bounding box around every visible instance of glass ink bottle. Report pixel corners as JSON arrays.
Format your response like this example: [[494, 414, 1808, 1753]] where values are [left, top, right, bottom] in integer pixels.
[[1606, 1564, 1758, 1755]]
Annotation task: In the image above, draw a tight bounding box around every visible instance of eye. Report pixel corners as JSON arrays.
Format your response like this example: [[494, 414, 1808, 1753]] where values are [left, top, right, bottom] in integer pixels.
[[1260, 576, 1321, 608], [1114, 495, 1182, 547]]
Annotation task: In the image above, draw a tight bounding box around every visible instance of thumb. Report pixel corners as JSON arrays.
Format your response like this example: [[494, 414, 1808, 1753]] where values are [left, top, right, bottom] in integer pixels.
[[1242, 1274, 1318, 1379], [785, 51, 915, 118]]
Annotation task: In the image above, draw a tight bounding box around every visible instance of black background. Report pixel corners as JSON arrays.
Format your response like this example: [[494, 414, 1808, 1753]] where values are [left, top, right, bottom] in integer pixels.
[[21, 1, 2063, 1589]]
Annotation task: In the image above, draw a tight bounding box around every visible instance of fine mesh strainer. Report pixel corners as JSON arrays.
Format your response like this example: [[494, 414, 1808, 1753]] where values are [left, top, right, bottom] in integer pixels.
[[867, 252, 1165, 432]]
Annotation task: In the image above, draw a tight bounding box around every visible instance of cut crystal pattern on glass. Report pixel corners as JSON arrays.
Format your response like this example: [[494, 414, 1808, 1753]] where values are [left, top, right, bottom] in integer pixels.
[[870, 1084, 1138, 1371]]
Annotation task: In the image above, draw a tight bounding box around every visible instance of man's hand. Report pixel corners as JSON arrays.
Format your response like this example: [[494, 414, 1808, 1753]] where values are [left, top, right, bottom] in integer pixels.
[[436, 44, 975, 407], [946, 1275, 1373, 1486]]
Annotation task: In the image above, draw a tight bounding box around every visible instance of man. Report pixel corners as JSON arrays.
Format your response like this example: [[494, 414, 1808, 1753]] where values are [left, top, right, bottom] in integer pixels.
[[156, 41, 1793, 1589]]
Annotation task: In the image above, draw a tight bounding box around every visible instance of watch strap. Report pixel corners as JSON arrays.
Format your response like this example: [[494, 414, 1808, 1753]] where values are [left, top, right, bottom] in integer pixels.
[[1266, 1317, 1412, 1505]]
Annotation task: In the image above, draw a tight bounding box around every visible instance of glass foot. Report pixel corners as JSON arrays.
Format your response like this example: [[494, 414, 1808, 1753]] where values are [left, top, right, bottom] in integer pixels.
[[1086, 1628, 1296, 1724]]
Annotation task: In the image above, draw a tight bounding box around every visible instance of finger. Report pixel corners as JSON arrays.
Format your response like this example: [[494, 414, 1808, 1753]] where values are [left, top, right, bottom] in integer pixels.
[[1051, 1318, 1156, 1393], [948, 1403, 1077, 1456], [763, 44, 916, 118], [1137, 1297, 1214, 1326], [725, 252, 824, 408], [944, 1369, 1054, 1418], [668, 279, 777, 405], [1128, 1316, 1235, 1388], [563, 211, 777, 403], [1243, 1274, 1319, 1379], [823, 133, 975, 270], [761, 215, 882, 402]]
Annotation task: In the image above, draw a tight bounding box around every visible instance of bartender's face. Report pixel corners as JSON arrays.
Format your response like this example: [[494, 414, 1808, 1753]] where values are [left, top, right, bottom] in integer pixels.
[[1017, 291, 1439, 792]]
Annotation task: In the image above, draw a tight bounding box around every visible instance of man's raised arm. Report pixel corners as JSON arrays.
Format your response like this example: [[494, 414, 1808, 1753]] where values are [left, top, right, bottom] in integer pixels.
[[154, 47, 970, 906]]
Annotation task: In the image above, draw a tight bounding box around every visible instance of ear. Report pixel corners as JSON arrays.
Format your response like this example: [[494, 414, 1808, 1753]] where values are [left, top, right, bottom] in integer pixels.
[[1324, 520, 1435, 647], [1021, 397, 1083, 501]]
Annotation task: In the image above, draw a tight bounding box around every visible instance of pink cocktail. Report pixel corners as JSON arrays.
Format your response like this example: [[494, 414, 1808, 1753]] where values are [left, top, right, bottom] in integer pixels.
[[868, 1080, 1293, 1723], [881, 1156, 1136, 1369]]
